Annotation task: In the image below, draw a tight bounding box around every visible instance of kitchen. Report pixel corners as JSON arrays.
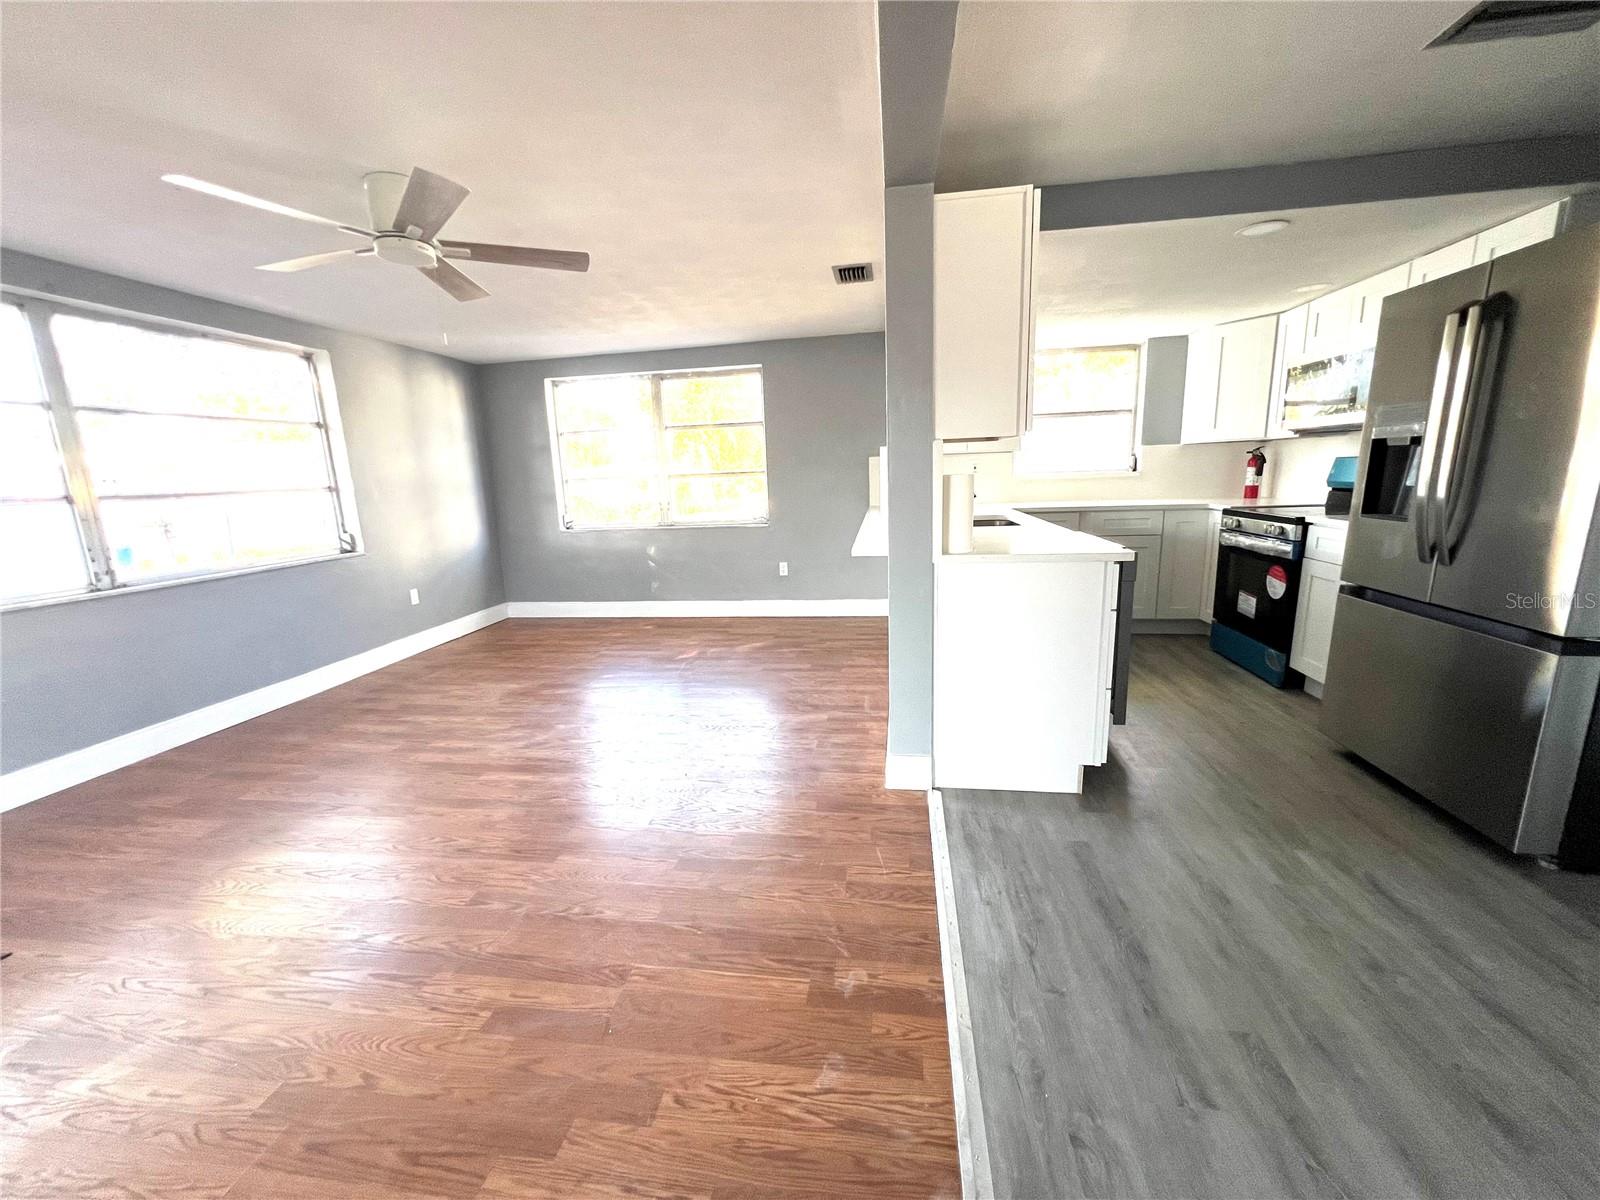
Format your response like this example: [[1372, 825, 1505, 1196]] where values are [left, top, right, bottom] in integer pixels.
[[893, 180, 1600, 1200], [859, 184, 1597, 833]]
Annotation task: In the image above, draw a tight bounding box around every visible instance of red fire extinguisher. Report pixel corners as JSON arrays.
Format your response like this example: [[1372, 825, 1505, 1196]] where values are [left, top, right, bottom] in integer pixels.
[[1244, 446, 1267, 500]]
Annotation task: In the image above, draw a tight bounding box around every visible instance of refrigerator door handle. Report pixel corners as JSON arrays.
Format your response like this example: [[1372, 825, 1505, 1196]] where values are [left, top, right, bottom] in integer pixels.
[[1415, 309, 1462, 565], [1439, 299, 1498, 564]]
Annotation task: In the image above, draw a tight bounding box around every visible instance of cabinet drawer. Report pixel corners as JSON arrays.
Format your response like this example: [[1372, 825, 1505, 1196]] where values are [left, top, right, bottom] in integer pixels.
[[1083, 509, 1164, 536], [1027, 509, 1082, 530], [1305, 521, 1348, 565]]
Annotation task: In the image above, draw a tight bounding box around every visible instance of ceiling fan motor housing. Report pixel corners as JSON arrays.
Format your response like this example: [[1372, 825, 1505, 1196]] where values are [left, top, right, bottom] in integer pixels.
[[373, 233, 439, 268]]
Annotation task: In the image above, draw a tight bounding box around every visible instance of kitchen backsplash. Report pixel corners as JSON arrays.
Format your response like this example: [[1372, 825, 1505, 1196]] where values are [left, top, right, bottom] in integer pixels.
[[944, 431, 1362, 504]]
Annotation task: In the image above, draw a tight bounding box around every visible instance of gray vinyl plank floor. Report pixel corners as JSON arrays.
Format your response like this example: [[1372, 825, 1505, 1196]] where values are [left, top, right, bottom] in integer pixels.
[[943, 634, 1600, 1200]]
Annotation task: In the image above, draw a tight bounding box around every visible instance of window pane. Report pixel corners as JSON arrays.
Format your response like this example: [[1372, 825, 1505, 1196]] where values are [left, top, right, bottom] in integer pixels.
[[660, 372, 763, 426], [558, 428, 659, 479], [77, 411, 331, 496], [100, 491, 341, 583], [1, 404, 69, 499], [49, 313, 319, 421], [665, 425, 766, 475], [0, 500, 90, 601], [1016, 411, 1137, 475], [669, 472, 767, 524], [562, 476, 659, 528], [1033, 346, 1139, 415], [2, 304, 48, 407], [551, 375, 653, 432]]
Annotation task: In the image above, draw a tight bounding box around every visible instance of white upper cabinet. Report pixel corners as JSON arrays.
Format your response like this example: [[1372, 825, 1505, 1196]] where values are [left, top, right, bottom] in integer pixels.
[[1349, 263, 1412, 348], [1181, 313, 1278, 444], [1303, 286, 1356, 360], [934, 186, 1038, 442], [1471, 200, 1563, 264], [1408, 237, 1475, 287]]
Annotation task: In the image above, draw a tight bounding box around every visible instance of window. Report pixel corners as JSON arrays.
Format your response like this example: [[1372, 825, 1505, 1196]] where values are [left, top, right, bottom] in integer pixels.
[[1, 295, 359, 606], [1015, 345, 1141, 475], [547, 367, 769, 529]]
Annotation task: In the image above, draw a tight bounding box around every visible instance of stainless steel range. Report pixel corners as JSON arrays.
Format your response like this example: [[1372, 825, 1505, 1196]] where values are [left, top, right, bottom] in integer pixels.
[[1209, 506, 1320, 687]]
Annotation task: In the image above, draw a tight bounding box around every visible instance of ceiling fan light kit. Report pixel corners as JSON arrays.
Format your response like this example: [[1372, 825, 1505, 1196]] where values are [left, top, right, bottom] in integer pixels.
[[161, 166, 589, 301]]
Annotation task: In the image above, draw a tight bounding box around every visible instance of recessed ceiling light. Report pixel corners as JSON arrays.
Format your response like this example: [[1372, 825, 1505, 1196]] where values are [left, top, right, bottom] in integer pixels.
[[1294, 283, 1331, 293], [1237, 219, 1291, 238]]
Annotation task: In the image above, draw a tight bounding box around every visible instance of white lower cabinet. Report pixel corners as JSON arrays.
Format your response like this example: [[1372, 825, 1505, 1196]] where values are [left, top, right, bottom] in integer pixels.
[[1291, 557, 1342, 685], [1155, 508, 1212, 620], [1116, 534, 1163, 619], [1200, 508, 1222, 621]]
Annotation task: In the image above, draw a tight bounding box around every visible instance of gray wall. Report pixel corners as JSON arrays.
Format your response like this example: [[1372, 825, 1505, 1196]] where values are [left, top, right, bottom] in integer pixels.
[[883, 185, 936, 759], [1140, 335, 1188, 447], [0, 251, 503, 772], [475, 334, 887, 602]]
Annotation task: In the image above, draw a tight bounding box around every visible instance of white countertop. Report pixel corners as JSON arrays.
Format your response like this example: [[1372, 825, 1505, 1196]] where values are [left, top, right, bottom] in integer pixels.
[[939, 505, 1134, 563], [852, 496, 1346, 560]]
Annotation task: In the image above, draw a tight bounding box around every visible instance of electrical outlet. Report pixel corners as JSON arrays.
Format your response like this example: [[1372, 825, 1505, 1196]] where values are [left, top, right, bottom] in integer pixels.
[[778, 561, 789, 577], [409, 588, 420, 606]]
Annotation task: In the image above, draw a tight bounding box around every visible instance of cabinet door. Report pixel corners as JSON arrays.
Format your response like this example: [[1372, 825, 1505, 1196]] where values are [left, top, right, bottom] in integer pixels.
[[1117, 534, 1163, 619], [1156, 509, 1212, 620], [1212, 314, 1277, 441], [1200, 509, 1223, 622], [1290, 558, 1342, 683], [1179, 327, 1222, 444], [1305, 286, 1356, 358], [934, 187, 1036, 441], [1408, 237, 1475, 286], [1471, 200, 1563, 264], [1349, 263, 1411, 348]]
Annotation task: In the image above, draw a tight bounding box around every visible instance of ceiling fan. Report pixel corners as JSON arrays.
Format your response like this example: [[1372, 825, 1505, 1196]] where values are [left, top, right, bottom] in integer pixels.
[[161, 167, 589, 301]]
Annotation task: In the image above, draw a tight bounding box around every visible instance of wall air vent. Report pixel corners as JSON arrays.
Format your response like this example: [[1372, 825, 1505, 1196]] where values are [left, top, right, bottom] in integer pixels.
[[1427, 1, 1600, 46], [832, 263, 874, 285]]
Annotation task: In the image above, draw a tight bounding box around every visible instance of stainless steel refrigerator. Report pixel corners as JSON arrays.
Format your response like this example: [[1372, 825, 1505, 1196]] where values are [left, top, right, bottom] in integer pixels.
[[1322, 222, 1600, 869]]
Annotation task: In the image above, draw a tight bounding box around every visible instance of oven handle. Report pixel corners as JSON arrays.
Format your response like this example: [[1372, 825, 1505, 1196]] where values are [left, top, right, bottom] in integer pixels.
[[1219, 530, 1297, 560]]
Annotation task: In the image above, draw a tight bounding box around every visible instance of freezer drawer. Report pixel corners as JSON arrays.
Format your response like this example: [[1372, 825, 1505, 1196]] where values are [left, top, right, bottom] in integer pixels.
[[1321, 590, 1597, 854]]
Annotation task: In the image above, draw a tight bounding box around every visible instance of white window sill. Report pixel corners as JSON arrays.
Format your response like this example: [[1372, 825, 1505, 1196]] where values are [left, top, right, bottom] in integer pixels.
[[558, 520, 770, 533], [1, 549, 366, 614]]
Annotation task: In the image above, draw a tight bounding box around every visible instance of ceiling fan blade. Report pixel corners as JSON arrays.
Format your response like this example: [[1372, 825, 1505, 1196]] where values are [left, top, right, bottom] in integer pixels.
[[436, 241, 590, 272], [419, 260, 489, 302], [256, 248, 368, 273], [392, 168, 469, 240], [163, 174, 374, 237]]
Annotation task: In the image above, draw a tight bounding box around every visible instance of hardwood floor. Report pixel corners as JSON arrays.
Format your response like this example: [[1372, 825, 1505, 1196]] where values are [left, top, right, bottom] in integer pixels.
[[1, 618, 960, 1200], [945, 635, 1600, 1200]]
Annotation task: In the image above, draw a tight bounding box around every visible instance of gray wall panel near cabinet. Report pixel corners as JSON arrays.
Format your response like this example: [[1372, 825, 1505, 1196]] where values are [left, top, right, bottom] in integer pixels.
[[1140, 335, 1188, 446], [475, 334, 887, 602], [0, 250, 503, 773]]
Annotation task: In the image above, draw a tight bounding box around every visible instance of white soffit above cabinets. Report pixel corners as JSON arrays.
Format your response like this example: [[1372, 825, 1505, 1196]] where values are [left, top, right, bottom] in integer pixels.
[[0, 2, 885, 362], [937, 1, 1600, 191], [1031, 188, 1571, 349]]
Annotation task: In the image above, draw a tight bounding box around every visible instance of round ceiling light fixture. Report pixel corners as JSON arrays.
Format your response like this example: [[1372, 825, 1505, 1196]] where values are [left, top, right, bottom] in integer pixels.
[[1237, 219, 1291, 238]]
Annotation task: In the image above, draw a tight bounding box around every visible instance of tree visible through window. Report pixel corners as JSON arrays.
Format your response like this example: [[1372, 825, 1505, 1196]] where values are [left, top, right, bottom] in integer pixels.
[[1016, 345, 1141, 475], [548, 367, 769, 529]]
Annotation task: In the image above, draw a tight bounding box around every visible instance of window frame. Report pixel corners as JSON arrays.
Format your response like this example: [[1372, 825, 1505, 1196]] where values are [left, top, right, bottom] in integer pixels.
[[544, 364, 771, 532], [1016, 342, 1146, 478], [1, 287, 364, 611]]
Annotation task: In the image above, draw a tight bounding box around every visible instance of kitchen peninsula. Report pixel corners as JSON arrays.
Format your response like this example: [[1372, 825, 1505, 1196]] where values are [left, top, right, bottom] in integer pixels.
[[934, 505, 1134, 794]]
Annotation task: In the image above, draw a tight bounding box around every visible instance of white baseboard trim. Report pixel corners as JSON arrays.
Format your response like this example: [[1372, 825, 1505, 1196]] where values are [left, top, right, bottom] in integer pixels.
[[0, 603, 509, 813], [884, 751, 933, 791], [506, 599, 888, 619], [927, 789, 995, 1200]]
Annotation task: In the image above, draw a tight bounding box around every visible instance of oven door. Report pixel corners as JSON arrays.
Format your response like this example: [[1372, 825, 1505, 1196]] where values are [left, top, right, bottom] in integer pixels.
[[1212, 530, 1302, 653]]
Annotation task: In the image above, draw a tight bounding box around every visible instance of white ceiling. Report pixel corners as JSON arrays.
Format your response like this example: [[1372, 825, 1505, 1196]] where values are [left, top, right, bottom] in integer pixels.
[[1033, 188, 1572, 349], [0, 2, 885, 363], [939, 1, 1600, 191]]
